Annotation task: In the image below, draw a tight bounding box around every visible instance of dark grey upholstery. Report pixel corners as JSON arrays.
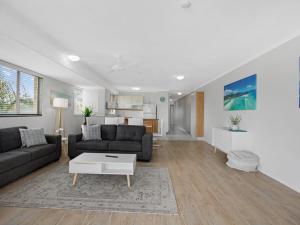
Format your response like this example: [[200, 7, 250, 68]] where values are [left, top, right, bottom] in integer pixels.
[[101, 125, 117, 141], [116, 125, 146, 142], [109, 141, 142, 152], [0, 150, 31, 174], [0, 152, 58, 188], [0, 126, 61, 187], [68, 133, 83, 159], [69, 125, 153, 161], [139, 133, 153, 161], [76, 140, 109, 151], [22, 144, 57, 160], [0, 126, 27, 152]]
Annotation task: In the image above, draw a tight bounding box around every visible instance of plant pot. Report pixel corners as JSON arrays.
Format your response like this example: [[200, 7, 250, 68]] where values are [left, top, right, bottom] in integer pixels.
[[231, 125, 239, 130], [86, 117, 92, 125]]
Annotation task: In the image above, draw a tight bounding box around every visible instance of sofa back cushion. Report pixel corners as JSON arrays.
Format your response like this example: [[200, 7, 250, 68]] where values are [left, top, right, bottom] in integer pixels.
[[116, 125, 146, 142], [81, 125, 101, 141], [19, 128, 47, 147], [101, 125, 117, 141], [0, 126, 27, 152]]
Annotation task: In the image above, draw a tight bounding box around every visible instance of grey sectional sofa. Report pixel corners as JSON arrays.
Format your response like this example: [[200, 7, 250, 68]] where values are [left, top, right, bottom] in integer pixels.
[[0, 126, 61, 187], [68, 125, 153, 161]]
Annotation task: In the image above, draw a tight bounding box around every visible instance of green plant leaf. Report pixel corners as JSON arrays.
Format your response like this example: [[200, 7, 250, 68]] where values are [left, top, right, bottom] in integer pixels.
[[82, 106, 93, 117]]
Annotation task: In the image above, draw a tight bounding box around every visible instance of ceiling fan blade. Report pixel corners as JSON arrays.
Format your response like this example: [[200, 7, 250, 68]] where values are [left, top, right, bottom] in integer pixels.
[[121, 62, 137, 69], [103, 68, 115, 75]]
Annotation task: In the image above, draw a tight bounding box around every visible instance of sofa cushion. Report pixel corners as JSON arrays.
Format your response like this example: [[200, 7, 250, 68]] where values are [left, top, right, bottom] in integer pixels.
[[81, 125, 101, 141], [22, 144, 56, 160], [0, 126, 27, 152], [19, 128, 47, 147], [0, 150, 31, 173], [101, 125, 117, 141], [116, 125, 145, 142], [76, 140, 109, 151], [109, 141, 142, 152]]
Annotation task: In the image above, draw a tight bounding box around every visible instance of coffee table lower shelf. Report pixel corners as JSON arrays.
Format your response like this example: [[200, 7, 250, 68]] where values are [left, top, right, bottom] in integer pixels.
[[69, 153, 136, 189], [71, 173, 132, 188]]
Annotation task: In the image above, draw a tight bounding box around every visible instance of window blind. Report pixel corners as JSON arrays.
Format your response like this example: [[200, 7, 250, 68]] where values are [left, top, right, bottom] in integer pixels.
[[19, 72, 39, 114], [0, 62, 41, 115], [0, 65, 17, 114]]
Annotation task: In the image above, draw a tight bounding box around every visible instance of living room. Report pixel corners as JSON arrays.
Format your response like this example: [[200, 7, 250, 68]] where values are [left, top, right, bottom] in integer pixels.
[[0, 1, 300, 225]]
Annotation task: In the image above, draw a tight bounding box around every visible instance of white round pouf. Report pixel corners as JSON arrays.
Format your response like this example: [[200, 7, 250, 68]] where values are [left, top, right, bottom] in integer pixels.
[[226, 150, 259, 172]]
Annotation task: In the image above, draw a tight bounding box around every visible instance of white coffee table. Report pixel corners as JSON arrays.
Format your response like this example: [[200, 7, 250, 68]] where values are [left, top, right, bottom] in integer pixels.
[[69, 153, 136, 188]]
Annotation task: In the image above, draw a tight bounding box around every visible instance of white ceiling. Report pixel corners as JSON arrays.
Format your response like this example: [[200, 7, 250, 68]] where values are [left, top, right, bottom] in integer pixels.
[[0, 0, 300, 95]]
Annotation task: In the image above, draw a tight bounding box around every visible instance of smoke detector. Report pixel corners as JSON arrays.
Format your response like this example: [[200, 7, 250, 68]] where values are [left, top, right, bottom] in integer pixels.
[[181, 0, 192, 8]]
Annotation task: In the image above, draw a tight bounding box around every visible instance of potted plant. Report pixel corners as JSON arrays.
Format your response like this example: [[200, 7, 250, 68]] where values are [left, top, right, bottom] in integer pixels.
[[230, 114, 242, 131], [82, 106, 93, 125]]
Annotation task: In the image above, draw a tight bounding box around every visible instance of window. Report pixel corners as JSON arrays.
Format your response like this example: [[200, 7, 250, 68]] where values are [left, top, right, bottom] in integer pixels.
[[74, 89, 83, 115], [0, 62, 41, 116], [0, 65, 17, 114]]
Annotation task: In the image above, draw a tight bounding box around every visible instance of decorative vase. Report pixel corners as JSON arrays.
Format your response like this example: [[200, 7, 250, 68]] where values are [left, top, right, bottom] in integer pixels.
[[86, 117, 91, 125], [231, 124, 239, 131]]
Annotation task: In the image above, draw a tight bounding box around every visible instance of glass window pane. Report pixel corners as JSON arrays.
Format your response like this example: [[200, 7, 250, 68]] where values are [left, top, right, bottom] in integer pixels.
[[74, 89, 83, 115], [0, 65, 17, 114], [19, 72, 39, 114]]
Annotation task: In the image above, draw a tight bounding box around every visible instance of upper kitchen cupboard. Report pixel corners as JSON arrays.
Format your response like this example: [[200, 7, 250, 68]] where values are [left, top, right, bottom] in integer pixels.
[[117, 96, 143, 109]]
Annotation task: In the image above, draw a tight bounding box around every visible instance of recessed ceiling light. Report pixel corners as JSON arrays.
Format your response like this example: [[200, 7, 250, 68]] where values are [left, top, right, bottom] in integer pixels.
[[176, 75, 185, 80], [132, 87, 141, 91], [177, 92, 182, 96], [67, 55, 80, 62]]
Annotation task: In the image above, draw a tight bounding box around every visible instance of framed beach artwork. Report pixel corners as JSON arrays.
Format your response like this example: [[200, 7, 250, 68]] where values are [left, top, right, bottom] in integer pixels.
[[224, 74, 257, 111]]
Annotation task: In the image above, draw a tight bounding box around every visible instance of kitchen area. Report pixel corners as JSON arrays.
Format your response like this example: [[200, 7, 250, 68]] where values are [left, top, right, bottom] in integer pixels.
[[81, 89, 169, 135], [106, 94, 159, 133]]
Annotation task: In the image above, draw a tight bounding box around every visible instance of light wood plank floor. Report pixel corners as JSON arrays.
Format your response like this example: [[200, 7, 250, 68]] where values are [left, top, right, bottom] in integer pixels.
[[0, 141, 299, 225]]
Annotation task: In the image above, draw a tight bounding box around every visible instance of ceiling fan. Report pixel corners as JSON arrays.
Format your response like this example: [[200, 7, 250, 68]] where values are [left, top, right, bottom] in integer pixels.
[[105, 54, 136, 74], [83, 53, 137, 74]]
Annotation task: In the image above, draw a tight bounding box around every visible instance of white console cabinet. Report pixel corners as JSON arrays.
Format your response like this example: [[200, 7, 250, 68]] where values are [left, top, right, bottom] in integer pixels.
[[212, 128, 251, 153]]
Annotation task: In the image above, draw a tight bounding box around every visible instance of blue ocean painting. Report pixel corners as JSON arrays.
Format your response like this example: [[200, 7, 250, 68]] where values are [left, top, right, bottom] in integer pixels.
[[224, 74, 257, 111]]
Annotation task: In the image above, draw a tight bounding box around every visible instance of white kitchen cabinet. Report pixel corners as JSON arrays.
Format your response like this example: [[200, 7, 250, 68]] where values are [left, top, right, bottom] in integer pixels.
[[212, 127, 251, 153], [117, 96, 143, 109]]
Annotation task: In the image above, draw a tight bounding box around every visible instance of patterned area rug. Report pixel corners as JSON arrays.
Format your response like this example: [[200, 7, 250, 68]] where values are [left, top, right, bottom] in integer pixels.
[[0, 166, 177, 214]]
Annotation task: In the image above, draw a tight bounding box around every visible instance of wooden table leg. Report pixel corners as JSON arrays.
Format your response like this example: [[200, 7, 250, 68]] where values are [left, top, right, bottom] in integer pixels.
[[72, 173, 78, 186], [127, 175, 131, 189]]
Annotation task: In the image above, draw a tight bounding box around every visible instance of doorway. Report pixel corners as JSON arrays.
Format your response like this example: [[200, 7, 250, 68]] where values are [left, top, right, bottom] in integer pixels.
[[167, 97, 192, 139]]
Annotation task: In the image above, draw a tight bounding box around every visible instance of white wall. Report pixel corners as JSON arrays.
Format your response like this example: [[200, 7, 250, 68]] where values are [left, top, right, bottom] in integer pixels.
[[119, 92, 169, 135], [199, 36, 300, 192], [82, 88, 106, 116], [82, 88, 106, 125], [0, 76, 82, 135]]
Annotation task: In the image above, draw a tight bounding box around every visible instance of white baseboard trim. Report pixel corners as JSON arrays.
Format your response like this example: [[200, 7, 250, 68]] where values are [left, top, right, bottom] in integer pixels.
[[203, 141, 300, 193]]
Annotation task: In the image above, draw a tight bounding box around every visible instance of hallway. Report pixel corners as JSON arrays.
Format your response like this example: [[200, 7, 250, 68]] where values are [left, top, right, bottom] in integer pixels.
[[165, 125, 195, 141], [167, 125, 189, 135]]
